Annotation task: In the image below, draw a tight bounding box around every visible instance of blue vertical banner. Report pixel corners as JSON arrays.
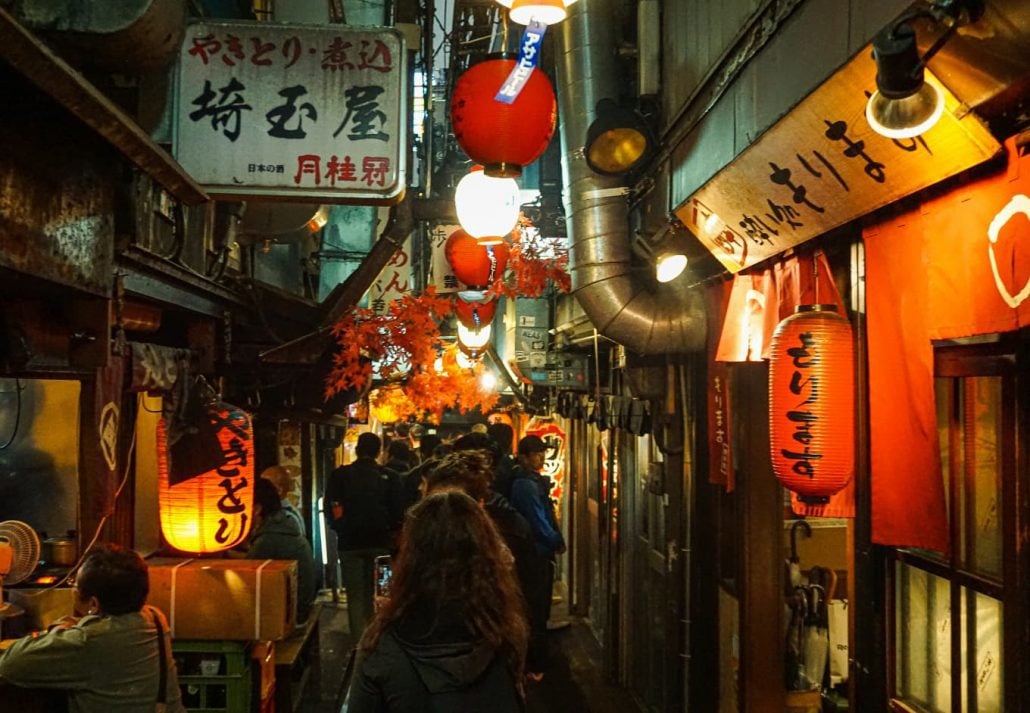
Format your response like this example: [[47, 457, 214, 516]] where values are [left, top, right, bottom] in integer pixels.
[[495, 20, 548, 104]]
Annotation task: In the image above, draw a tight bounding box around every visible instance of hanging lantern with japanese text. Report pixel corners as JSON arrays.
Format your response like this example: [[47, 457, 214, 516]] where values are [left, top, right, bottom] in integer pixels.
[[454, 296, 498, 329], [157, 402, 254, 554], [445, 229, 510, 289], [768, 305, 854, 503], [451, 54, 557, 178]]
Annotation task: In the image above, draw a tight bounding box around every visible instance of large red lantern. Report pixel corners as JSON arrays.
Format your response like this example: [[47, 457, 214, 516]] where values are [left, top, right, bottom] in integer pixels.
[[451, 54, 557, 178], [445, 229, 509, 289], [157, 402, 254, 553], [454, 296, 498, 329], [768, 305, 854, 503]]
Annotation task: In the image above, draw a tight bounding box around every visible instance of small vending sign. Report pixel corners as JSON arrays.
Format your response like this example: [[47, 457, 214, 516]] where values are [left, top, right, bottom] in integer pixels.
[[174, 22, 407, 203]]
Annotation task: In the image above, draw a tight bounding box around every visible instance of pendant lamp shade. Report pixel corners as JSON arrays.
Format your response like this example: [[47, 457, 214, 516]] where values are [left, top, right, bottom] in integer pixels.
[[451, 55, 557, 178], [768, 305, 854, 504], [157, 403, 254, 553], [445, 229, 510, 289]]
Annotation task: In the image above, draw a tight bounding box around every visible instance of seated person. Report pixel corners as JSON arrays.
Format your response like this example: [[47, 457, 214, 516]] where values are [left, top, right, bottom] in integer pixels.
[[248, 477, 318, 625], [259, 465, 305, 535], [0, 543, 186, 713]]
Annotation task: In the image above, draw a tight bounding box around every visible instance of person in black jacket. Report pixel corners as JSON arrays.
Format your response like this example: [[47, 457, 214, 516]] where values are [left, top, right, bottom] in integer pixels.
[[347, 490, 529, 713], [325, 432, 402, 638]]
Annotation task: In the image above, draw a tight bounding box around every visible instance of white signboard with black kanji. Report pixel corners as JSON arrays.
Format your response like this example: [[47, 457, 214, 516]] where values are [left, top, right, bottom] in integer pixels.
[[174, 21, 407, 203]]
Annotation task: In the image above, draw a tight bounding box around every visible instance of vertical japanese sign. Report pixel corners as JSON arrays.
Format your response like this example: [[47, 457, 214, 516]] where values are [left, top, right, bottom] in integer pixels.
[[674, 48, 999, 272], [366, 233, 412, 315], [526, 418, 567, 509], [174, 22, 407, 202], [429, 223, 462, 293]]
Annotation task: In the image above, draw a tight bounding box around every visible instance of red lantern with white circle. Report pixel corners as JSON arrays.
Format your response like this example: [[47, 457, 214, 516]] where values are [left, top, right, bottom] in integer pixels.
[[768, 305, 854, 503], [157, 402, 254, 553], [455, 296, 498, 329], [451, 54, 557, 178], [445, 229, 510, 289]]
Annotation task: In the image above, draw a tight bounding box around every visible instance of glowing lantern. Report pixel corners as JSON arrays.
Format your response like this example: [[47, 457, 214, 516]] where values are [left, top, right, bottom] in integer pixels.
[[768, 305, 854, 503], [451, 55, 557, 178], [445, 229, 510, 289], [495, 0, 578, 25], [157, 403, 254, 554], [455, 166, 520, 242], [457, 321, 493, 356], [455, 296, 498, 329]]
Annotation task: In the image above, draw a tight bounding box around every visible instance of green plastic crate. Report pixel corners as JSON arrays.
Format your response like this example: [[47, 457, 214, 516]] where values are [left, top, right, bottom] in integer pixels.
[[172, 640, 252, 713]]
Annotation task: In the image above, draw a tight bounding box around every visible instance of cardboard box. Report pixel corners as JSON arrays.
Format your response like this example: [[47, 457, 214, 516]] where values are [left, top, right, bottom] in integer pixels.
[[9, 587, 76, 630], [147, 558, 297, 641]]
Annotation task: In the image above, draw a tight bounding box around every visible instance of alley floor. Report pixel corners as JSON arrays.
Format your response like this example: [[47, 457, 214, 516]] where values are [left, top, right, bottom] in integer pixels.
[[300, 591, 643, 713]]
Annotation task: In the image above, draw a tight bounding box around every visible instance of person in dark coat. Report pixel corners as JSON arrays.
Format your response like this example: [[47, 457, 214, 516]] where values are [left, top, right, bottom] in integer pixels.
[[399, 433, 443, 512], [347, 490, 529, 713], [325, 432, 402, 637], [248, 478, 317, 624], [487, 422, 517, 499], [509, 435, 566, 674]]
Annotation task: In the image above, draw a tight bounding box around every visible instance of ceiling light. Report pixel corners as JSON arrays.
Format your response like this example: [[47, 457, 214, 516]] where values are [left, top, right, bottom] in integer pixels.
[[655, 253, 688, 283], [865, 0, 984, 139], [584, 99, 654, 177]]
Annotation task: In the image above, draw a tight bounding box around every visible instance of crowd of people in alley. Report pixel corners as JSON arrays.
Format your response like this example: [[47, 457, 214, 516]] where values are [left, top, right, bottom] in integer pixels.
[[327, 422, 566, 711], [0, 421, 562, 713]]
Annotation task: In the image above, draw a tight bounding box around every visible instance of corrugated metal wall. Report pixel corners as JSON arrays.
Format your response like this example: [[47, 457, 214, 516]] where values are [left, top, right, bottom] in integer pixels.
[[661, 0, 910, 205]]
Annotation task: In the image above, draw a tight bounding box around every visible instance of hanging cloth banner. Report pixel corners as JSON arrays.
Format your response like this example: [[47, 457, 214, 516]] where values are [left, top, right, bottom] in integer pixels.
[[706, 281, 735, 492], [495, 20, 547, 104], [865, 137, 1030, 553]]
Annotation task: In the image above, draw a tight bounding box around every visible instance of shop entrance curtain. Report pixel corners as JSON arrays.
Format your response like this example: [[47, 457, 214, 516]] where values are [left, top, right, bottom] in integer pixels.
[[864, 138, 1030, 552]]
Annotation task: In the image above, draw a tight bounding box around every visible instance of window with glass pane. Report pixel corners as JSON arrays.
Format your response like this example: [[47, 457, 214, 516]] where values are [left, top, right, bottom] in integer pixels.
[[890, 345, 1012, 713]]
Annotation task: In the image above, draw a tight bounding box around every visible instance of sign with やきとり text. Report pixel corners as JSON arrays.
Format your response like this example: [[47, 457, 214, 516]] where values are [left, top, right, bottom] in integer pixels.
[[673, 45, 1000, 273], [174, 22, 407, 203]]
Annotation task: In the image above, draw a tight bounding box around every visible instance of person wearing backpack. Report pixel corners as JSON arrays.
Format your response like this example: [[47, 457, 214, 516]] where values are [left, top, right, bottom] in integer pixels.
[[326, 432, 402, 638]]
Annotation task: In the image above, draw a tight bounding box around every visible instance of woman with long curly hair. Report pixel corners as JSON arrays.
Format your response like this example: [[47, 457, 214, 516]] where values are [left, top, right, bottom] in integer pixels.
[[347, 489, 529, 712]]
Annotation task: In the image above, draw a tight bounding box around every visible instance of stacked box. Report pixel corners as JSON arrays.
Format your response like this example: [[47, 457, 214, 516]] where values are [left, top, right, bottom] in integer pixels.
[[148, 558, 297, 641]]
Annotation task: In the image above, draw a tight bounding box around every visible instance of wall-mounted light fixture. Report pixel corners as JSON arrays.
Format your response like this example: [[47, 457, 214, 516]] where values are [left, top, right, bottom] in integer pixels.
[[866, 0, 984, 139], [584, 98, 656, 177], [633, 218, 690, 283]]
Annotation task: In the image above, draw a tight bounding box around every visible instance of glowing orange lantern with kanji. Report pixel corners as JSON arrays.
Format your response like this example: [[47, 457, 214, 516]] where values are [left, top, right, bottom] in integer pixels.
[[445, 229, 509, 289], [451, 54, 557, 178], [768, 305, 854, 503], [455, 296, 498, 329], [157, 402, 254, 553]]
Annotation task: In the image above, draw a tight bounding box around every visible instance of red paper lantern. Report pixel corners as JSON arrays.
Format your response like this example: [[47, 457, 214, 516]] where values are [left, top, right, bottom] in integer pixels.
[[445, 229, 510, 289], [157, 402, 254, 553], [768, 305, 854, 503], [454, 296, 498, 329], [451, 54, 557, 178]]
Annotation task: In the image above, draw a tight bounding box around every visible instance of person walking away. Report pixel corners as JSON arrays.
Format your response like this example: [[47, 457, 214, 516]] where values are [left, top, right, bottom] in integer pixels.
[[399, 433, 443, 512], [0, 544, 186, 713], [509, 435, 566, 673], [487, 422, 517, 499], [326, 432, 402, 637], [347, 491, 528, 713], [248, 477, 318, 625]]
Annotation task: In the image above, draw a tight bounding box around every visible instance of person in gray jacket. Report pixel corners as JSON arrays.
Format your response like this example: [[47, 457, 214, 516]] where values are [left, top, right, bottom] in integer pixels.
[[248, 477, 318, 625], [0, 544, 186, 713]]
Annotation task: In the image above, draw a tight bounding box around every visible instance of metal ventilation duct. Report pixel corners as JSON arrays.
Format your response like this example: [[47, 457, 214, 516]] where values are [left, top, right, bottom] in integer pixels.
[[16, 0, 186, 73], [556, 0, 706, 355]]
